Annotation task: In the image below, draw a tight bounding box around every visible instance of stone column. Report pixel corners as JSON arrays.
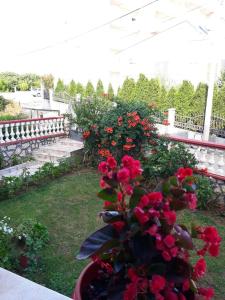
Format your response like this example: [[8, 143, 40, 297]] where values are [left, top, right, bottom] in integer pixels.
[[167, 108, 176, 134]]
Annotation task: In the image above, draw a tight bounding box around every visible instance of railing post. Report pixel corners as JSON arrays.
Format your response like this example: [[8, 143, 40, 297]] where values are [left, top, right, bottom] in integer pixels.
[[167, 108, 176, 134], [0, 124, 4, 143]]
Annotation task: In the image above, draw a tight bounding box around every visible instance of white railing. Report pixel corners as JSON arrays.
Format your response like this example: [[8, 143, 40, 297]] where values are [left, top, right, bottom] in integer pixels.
[[0, 117, 65, 144], [169, 136, 225, 179]]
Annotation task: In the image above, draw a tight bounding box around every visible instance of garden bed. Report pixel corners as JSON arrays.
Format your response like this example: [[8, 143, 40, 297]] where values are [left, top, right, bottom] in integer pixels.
[[0, 170, 224, 299]]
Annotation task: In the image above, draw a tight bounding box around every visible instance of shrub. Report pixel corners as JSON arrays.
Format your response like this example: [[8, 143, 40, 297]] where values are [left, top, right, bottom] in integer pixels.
[[77, 155, 221, 300], [195, 175, 214, 210], [143, 138, 198, 181], [81, 100, 161, 163], [0, 217, 48, 273]]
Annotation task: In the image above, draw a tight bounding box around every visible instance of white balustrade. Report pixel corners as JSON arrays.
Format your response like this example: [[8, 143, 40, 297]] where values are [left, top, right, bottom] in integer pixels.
[[0, 117, 65, 145]]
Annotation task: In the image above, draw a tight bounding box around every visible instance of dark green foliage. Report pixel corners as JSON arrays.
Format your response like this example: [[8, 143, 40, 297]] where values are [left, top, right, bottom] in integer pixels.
[[148, 78, 161, 105], [166, 87, 177, 108], [195, 175, 214, 210], [107, 83, 114, 100], [0, 156, 83, 200], [0, 217, 48, 273], [96, 79, 104, 98], [73, 97, 113, 130], [143, 138, 198, 180]]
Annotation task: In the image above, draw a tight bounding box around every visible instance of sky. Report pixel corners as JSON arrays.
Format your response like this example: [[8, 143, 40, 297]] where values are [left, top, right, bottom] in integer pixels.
[[1, 0, 225, 86], [0, 0, 113, 84]]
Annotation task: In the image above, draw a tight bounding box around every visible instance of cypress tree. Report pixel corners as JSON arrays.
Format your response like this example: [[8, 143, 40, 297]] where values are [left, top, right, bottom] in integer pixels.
[[118, 77, 136, 101], [68, 80, 77, 96], [166, 87, 177, 109], [193, 82, 208, 114], [175, 80, 195, 114], [134, 73, 151, 102], [96, 79, 105, 97], [85, 81, 95, 97], [55, 78, 65, 94], [107, 83, 114, 101]]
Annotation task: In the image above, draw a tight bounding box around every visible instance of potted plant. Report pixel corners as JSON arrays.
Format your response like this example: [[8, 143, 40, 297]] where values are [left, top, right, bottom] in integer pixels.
[[75, 155, 221, 300]]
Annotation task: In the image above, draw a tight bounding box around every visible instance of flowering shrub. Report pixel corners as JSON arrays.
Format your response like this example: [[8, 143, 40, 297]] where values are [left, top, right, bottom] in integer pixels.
[[81, 101, 160, 162], [0, 217, 48, 273], [77, 155, 221, 300]]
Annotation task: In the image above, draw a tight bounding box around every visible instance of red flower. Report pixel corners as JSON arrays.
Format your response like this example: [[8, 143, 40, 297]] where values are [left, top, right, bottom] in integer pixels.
[[163, 211, 177, 225], [194, 258, 206, 279], [125, 184, 133, 195], [149, 275, 166, 294], [123, 144, 135, 151], [117, 167, 130, 183], [164, 291, 178, 300], [126, 137, 133, 143], [184, 193, 197, 210], [162, 120, 170, 126], [122, 155, 134, 168], [82, 130, 90, 139], [98, 161, 108, 174], [163, 235, 175, 248], [112, 221, 125, 232], [162, 250, 172, 261], [170, 246, 178, 257], [198, 287, 214, 300], [176, 168, 193, 181], [145, 224, 158, 236], [182, 280, 190, 292], [111, 140, 117, 146], [107, 156, 117, 169], [117, 192, 123, 201], [118, 116, 123, 126], [105, 127, 113, 133], [208, 243, 220, 257], [147, 192, 163, 206], [134, 207, 149, 224], [202, 226, 221, 244], [19, 255, 28, 269]]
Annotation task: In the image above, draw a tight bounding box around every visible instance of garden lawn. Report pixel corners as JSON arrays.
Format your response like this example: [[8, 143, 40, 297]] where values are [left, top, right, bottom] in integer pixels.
[[0, 170, 224, 299]]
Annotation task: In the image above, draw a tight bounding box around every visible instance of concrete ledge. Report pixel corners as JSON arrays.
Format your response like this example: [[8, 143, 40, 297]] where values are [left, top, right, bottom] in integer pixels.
[[0, 268, 71, 300]]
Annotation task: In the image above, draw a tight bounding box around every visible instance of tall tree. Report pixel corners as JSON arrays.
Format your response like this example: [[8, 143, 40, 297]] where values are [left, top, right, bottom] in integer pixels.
[[55, 78, 65, 94], [96, 79, 105, 97], [159, 85, 168, 110], [166, 87, 177, 109], [41, 74, 54, 89], [134, 73, 151, 102], [107, 83, 114, 101], [118, 77, 136, 102], [192, 82, 208, 114], [175, 80, 195, 114], [148, 78, 161, 106], [85, 81, 95, 97], [76, 82, 84, 96], [68, 80, 77, 96]]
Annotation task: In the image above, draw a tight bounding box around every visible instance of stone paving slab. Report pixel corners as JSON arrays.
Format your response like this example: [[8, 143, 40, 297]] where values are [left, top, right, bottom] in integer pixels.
[[0, 268, 71, 300]]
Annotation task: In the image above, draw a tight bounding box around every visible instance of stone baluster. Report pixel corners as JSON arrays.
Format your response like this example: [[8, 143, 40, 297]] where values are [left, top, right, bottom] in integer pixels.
[[60, 118, 64, 133], [47, 119, 52, 135], [35, 120, 40, 137], [30, 121, 35, 138], [56, 118, 60, 133], [15, 123, 20, 140], [52, 118, 56, 134], [39, 121, 44, 137], [0, 124, 4, 143], [20, 122, 26, 139], [9, 123, 16, 141], [4, 124, 10, 142], [25, 121, 30, 138]]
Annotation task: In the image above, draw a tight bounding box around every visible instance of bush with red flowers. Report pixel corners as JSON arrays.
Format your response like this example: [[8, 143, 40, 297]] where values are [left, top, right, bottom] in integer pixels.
[[80, 101, 161, 162], [77, 155, 221, 300]]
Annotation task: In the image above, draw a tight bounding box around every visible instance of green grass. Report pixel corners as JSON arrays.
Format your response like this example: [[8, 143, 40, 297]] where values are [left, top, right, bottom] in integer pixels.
[[0, 169, 102, 297], [0, 170, 224, 299]]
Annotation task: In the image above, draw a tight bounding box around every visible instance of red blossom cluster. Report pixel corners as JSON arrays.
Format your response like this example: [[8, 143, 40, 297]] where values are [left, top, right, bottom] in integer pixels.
[[82, 130, 90, 139], [96, 155, 221, 300]]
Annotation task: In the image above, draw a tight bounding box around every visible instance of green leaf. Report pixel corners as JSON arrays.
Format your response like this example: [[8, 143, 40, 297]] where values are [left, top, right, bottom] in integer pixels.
[[162, 182, 170, 195], [98, 188, 117, 202], [169, 176, 178, 186], [129, 186, 146, 209], [148, 263, 166, 276]]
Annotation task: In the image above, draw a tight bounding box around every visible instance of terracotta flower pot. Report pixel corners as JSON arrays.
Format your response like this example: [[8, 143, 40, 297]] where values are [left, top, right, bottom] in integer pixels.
[[72, 262, 100, 300]]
